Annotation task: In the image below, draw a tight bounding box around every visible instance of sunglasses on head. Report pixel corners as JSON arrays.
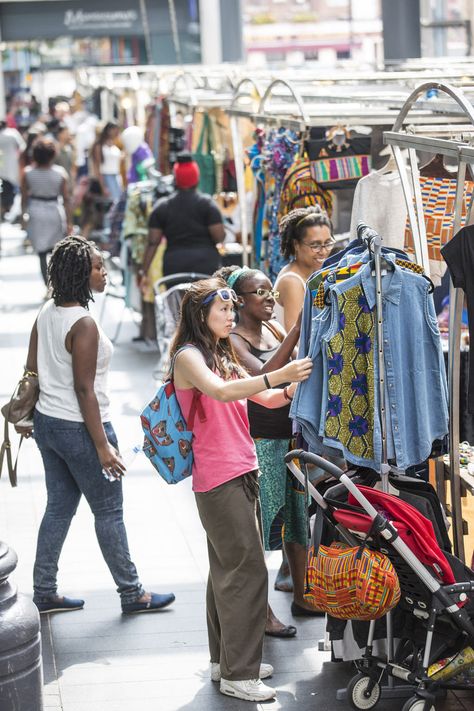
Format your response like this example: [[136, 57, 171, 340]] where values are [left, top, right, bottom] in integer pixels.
[[201, 288, 238, 306]]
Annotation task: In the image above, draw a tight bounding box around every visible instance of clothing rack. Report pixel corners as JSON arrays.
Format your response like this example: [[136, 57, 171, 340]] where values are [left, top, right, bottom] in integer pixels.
[[383, 81, 474, 564], [357, 224, 391, 486], [334, 224, 412, 703], [228, 79, 263, 267]]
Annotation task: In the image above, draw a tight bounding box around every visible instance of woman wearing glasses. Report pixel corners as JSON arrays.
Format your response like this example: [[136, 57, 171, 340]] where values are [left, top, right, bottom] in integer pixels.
[[274, 205, 334, 331], [217, 265, 322, 625], [171, 278, 312, 702]]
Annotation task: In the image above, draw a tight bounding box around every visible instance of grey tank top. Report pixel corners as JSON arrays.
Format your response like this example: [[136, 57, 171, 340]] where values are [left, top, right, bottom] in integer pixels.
[[25, 165, 65, 199]]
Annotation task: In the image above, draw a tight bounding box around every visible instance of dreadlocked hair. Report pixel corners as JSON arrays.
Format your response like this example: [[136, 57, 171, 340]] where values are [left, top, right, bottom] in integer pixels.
[[169, 277, 246, 381], [48, 236, 95, 308], [279, 205, 332, 261], [213, 265, 260, 294]]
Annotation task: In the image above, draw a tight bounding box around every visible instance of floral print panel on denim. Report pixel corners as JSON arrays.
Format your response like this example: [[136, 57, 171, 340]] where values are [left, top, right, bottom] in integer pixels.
[[325, 285, 375, 461]]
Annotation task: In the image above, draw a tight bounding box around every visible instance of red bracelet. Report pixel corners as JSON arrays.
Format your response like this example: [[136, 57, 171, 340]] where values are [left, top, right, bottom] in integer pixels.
[[283, 386, 293, 402]]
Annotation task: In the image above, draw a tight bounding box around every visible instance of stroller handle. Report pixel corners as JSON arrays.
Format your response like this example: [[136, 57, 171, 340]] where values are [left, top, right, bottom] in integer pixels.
[[285, 450, 345, 480]]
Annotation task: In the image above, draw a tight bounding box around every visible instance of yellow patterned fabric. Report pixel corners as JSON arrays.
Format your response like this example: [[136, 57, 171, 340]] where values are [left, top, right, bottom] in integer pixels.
[[325, 285, 375, 460], [404, 177, 474, 261], [313, 258, 424, 310], [304, 542, 401, 620]]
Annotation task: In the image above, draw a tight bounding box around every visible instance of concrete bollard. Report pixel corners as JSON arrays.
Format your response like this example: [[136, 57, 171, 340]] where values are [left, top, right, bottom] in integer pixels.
[[0, 542, 43, 711]]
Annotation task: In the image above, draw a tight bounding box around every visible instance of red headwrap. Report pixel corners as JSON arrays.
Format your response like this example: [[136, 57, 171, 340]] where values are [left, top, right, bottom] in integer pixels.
[[173, 159, 200, 189]]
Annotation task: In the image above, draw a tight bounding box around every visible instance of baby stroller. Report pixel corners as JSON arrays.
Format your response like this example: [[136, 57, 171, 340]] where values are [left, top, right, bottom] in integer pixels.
[[285, 450, 474, 711], [153, 272, 210, 381]]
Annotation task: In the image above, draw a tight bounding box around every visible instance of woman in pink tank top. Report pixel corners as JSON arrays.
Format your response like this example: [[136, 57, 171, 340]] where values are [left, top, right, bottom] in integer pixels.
[[172, 277, 312, 703]]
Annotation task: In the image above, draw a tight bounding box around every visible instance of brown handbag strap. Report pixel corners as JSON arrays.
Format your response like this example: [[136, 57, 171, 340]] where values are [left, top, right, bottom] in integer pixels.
[[0, 418, 20, 487], [263, 320, 284, 343]]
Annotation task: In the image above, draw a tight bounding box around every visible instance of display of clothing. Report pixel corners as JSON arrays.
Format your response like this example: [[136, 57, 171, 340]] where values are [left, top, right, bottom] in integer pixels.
[[350, 170, 408, 250], [247, 128, 266, 269], [290, 249, 449, 471], [264, 128, 300, 280], [404, 176, 474, 285]]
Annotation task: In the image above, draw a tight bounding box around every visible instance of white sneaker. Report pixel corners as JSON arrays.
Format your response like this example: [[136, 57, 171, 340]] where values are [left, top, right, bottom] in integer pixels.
[[211, 662, 273, 682], [220, 677, 276, 701]]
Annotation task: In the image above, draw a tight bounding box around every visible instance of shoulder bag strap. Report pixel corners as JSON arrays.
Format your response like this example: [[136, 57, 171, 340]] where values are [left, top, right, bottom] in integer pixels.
[[171, 345, 206, 430], [0, 418, 20, 487], [263, 320, 284, 343]]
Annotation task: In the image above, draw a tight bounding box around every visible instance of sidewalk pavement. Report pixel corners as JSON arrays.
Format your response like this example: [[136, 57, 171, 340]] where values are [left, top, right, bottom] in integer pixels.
[[0, 226, 471, 711]]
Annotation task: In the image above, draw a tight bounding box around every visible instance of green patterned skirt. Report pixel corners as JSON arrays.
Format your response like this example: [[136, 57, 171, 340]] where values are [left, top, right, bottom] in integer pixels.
[[255, 438, 308, 551]]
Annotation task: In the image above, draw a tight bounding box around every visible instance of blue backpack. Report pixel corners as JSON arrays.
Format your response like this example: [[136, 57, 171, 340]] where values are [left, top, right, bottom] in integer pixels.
[[140, 348, 205, 484]]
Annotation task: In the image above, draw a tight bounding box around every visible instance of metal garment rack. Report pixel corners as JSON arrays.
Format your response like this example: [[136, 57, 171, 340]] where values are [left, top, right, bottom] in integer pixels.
[[228, 78, 264, 268], [384, 81, 474, 564]]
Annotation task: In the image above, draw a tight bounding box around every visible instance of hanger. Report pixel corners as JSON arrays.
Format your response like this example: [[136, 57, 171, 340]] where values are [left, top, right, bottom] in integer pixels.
[[377, 146, 398, 175], [376, 147, 410, 176], [419, 153, 453, 180]]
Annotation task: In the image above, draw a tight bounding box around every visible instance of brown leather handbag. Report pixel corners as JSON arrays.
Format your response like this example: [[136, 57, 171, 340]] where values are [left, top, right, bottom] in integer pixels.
[[1, 370, 39, 486]]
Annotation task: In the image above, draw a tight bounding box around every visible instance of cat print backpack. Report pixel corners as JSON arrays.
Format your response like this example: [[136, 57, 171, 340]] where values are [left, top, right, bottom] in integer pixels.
[[140, 347, 205, 484]]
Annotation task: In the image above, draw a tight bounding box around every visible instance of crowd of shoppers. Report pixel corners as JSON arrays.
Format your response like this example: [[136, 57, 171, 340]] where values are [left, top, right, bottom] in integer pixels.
[[5, 91, 337, 702]]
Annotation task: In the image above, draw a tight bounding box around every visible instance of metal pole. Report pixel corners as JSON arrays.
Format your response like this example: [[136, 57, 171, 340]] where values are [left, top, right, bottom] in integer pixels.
[[447, 155, 467, 561], [168, 0, 183, 66]]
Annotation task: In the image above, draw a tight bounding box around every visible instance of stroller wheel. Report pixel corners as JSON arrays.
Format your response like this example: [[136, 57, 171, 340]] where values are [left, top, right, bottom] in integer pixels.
[[348, 673, 381, 710], [401, 697, 435, 711]]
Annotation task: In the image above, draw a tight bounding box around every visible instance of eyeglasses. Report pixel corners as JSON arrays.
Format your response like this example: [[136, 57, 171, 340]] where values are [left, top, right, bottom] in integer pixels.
[[201, 288, 238, 306], [240, 288, 280, 300], [301, 240, 336, 253]]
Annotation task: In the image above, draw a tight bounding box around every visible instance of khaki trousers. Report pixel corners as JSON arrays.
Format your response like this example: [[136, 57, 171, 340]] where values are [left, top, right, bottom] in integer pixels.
[[195, 473, 268, 680]]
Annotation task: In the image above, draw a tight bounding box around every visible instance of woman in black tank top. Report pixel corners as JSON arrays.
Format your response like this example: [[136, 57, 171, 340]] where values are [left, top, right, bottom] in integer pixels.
[[215, 265, 323, 634]]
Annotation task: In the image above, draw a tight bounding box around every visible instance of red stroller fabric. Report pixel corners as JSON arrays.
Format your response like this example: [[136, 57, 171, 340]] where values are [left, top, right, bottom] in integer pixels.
[[333, 485, 455, 584]]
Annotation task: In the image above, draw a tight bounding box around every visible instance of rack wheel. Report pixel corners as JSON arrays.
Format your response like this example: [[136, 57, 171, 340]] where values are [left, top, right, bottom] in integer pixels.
[[401, 697, 435, 711], [348, 673, 381, 710]]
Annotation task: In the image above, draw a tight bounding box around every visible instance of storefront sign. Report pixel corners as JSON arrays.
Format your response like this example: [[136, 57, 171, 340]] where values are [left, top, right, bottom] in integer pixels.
[[1, 0, 146, 40], [63, 9, 139, 32]]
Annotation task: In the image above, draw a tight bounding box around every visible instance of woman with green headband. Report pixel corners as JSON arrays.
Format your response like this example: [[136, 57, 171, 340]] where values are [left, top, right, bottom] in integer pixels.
[[215, 264, 323, 631]]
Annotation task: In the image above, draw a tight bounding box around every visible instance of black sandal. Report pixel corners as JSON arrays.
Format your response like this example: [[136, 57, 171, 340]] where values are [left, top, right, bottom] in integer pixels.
[[265, 624, 297, 638]]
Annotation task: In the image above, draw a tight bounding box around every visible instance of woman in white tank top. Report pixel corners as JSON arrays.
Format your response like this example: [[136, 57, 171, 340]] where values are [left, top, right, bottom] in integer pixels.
[[22, 236, 174, 615], [274, 205, 335, 332], [91, 122, 123, 201]]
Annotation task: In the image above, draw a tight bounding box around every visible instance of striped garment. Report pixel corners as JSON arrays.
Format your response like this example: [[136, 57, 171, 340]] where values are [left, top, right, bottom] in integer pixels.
[[404, 176, 474, 261]]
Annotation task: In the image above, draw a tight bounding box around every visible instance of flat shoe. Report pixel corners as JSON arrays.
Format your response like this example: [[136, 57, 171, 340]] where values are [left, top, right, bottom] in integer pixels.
[[265, 624, 297, 638], [34, 595, 84, 614], [122, 592, 175, 614], [291, 601, 325, 617]]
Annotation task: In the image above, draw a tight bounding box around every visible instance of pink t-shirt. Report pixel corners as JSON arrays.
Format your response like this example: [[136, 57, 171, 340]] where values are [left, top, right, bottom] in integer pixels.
[[175, 384, 258, 493]]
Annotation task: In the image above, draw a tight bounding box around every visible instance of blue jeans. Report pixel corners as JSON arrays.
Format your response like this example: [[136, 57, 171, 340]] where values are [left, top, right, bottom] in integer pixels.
[[32, 410, 145, 605], [102, 174, 122, 202]]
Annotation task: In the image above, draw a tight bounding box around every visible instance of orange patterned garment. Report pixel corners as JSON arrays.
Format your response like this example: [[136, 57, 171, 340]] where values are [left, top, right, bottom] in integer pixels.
[[404, 177, 474, 261]]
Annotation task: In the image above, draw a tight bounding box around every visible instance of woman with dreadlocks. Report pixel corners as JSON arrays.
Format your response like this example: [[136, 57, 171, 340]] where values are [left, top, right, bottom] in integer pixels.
[[274, 205, 334, 331], [22, 236, 175, 615]]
